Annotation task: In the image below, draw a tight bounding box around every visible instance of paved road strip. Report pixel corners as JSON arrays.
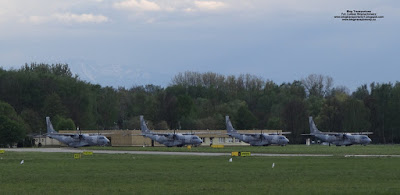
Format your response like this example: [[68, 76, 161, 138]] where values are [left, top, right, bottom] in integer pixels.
[[3, 148, 333, 157]]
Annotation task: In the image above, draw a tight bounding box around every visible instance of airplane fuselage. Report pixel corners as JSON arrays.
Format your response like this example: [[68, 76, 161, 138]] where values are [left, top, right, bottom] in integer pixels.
[[228, 133, 289, 146], [312, 133, 371, 146], [143, 133, 203, 147], [48, 134, 110, 148]]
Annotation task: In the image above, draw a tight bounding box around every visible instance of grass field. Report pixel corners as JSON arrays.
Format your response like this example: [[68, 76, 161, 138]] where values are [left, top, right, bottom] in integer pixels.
[[1, 151, 400, 194], [87, 144, 400, 156]]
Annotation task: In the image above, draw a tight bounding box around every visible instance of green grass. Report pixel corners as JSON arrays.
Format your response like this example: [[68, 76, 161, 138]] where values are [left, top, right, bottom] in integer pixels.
[[1, 151, 400, 194], [86, 144, 400, 156]]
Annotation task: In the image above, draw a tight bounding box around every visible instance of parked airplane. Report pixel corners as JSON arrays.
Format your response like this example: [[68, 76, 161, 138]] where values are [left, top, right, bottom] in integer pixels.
[[225, 116, 290, 146], [46, 117, 110, 148], [140, 115, 203, 147], [302, 116, 372, 146]]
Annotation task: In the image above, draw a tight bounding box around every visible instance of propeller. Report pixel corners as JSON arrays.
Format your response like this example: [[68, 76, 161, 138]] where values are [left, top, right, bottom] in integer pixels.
[[167, 129, 178, 140], [77, 126, 84, 140], [96, 129, 101, 142], [173, 129, 176, 139], [259, 130, 265, 140], [336, 133, 347, 140]]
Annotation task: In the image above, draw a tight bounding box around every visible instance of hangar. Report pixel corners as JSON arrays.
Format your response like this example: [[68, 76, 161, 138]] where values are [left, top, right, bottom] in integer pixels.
[[32, 135, 61, 147]]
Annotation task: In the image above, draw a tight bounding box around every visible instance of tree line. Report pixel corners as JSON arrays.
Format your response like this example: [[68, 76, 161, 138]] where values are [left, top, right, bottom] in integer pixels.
[[1, 63, 399, 145]]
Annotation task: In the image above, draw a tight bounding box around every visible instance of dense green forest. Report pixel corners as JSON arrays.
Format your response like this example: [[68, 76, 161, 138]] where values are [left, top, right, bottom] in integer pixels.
[[1, 63, 399, 145]]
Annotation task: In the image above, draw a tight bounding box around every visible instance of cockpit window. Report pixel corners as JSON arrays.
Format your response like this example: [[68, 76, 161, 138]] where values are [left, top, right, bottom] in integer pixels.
[[192, 137, 198, 139], [99, 137, 105, 139]]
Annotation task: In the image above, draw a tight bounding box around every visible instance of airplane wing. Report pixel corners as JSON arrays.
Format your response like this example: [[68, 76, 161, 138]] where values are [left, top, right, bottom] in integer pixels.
[[301, 131, 372, 136], [150, 133, 172, 136], [131, 133, 174, 137], [241, 133, 258, 136], [325, 132, 342, 136], [48, 133, 113, 137], [142, 133, 178, 139], [351, 132, 373, 135], [46, 133, 77, 136], [321, 132, 373, 135], [88, 133, 113, 135], [249, 134, 263, 139], [250, 134, 269, 140], [183, 132, 216, 135], [47, 133, 84, 140], [269, 132, 291, 135], [228, 133, 261, 137]]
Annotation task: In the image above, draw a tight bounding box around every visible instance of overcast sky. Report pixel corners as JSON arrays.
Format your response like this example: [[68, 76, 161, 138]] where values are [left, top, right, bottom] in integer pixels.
[[1, 0, 399, 91]]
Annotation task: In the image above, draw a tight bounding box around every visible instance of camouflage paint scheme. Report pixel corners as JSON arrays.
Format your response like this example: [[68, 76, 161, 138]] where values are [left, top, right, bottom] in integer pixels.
[[140, 115, 203, 147], [226, 116, 289, 146], [305, 116, 372, 146], [46, 117, 110, 148]]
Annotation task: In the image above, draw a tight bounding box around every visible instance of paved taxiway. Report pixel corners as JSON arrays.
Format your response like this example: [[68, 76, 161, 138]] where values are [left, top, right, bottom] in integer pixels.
[[3, 148, 333, 157], [344, 154, 400, 157]]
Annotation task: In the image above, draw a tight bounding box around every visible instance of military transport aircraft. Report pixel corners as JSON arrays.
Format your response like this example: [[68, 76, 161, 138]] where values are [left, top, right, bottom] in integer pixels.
[[46, 117, 110, 148], [225, 116, 290, 146], [140, 115, 203, 147], [302, 116, 372, 146]]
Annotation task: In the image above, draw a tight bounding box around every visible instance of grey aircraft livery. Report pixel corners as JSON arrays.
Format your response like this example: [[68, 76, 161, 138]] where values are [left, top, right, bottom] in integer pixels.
[[140, 115, 203, 147], [46, 117, 110, 148], [226, 116, 290, 146], [302, 116, 372, 146]]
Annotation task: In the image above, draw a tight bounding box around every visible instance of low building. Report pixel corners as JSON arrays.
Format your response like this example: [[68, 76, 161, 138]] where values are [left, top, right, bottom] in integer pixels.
[[32, 135, 61, 147]]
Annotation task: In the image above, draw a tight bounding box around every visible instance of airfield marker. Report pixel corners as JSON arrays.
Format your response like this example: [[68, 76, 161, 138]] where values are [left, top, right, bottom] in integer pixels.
[[272, 163, 275, 168], [74, 153, 81, 159], [83, 151, 93, 156]]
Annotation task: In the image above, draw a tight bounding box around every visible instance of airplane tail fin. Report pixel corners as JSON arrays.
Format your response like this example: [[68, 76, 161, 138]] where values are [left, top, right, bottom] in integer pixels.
[[140, 115, 151, 134], [46, 117, 58, 134], [226, 116, 237, 134], [309, 116, 321, 134]]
